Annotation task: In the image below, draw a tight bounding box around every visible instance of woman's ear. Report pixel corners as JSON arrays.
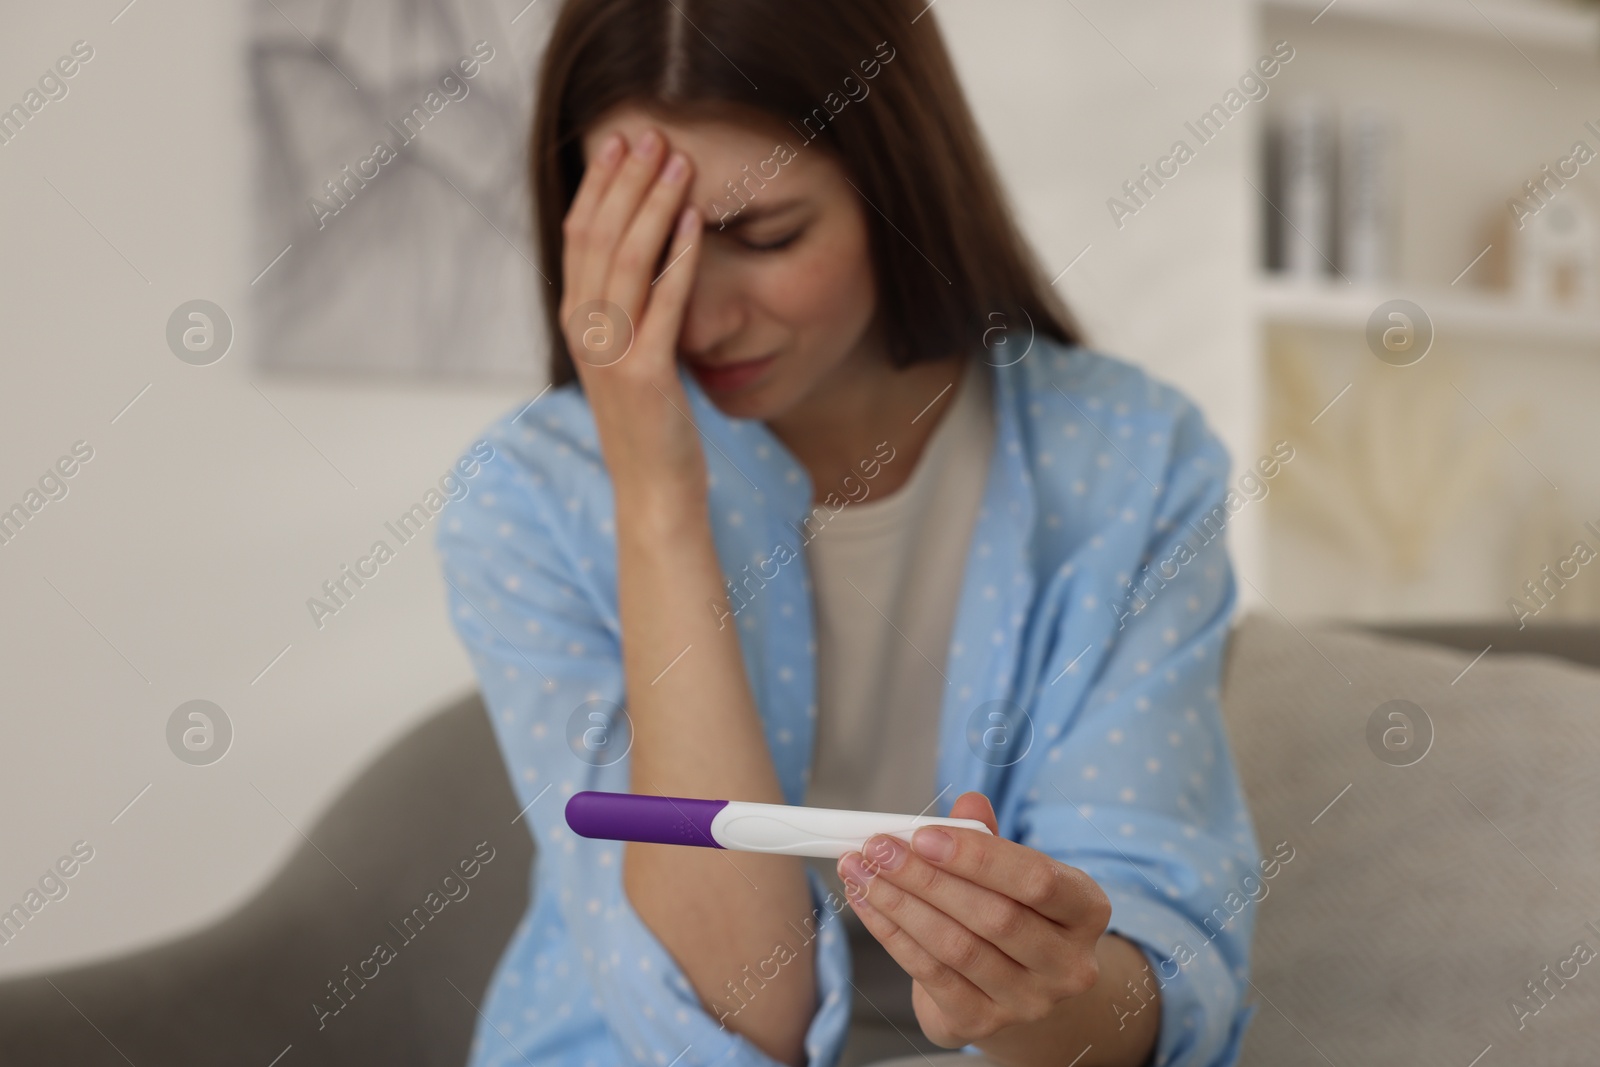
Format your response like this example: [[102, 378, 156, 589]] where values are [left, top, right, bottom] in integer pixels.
[[949, 790, 999, 835]]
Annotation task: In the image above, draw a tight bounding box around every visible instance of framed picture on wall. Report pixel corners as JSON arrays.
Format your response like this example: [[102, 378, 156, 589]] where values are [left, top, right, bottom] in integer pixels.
[[248, 0, 549, 381]]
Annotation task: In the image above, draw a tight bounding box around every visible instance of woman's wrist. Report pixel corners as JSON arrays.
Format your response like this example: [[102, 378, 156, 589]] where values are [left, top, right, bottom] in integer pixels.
[[974, 932, 1160, 1067], [615, 479, 713, 549]]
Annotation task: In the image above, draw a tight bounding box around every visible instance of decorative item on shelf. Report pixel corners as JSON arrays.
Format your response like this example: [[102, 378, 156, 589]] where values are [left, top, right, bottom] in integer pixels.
[[1339, 105, 1398, 285], [1509, 197, 1600, 309], [1264, 95, 1336, 280], [1263, 97, 1400, 284]]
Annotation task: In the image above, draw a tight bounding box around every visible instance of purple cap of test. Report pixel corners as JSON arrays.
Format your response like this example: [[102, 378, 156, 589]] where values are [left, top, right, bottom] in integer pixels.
[[565, 791, 728, 849]]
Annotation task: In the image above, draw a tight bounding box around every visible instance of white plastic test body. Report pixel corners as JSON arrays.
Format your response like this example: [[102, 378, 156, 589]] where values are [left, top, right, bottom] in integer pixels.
[[711, 800, 993, 859]]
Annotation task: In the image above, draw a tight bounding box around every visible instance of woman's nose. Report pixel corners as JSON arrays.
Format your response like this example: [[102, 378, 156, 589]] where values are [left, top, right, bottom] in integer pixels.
[[673, 249, 748, 357]]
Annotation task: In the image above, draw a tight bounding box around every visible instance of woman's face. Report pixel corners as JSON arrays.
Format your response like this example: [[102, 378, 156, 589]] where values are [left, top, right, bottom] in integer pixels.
[[578, 104, 880, 422]]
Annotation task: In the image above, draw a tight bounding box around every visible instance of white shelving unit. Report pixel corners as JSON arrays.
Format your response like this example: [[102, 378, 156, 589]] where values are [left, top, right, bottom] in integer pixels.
[[1256, 277, 1600, 347], [1251, 0, 1600, 622], [1261, 0, 1600, 53]]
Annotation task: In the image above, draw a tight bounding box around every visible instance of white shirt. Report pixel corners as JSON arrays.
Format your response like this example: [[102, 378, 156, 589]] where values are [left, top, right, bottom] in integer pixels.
[[801, 355, 996, 923]]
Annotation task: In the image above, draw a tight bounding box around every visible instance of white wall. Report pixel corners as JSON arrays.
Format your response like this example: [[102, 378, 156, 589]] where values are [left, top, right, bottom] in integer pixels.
[[0, 0, 1253, 977], [0, 0, 528, 977]]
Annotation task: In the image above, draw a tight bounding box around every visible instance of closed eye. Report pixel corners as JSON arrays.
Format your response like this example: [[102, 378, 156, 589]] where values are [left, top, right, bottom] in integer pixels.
[[740, 229, 802, 252]]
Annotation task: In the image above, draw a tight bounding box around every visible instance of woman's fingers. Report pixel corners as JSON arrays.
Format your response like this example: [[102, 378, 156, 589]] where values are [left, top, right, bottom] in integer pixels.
[[904, 823, 1111, 934], [839, 872, 994, 1041], [566, 131, 625, 229], [843, 850, 1033, 1009], [571, 128, 669, 319], [631, 204, 702, 368], [606, 149, 695, 335], [560, 126, 696, 386], [561, 131, 626, 323], [857, 835, 1070, 975]]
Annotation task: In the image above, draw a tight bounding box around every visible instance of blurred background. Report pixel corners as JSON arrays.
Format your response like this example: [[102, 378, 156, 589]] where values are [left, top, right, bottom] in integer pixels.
[[2, 0, 1598, 1064]]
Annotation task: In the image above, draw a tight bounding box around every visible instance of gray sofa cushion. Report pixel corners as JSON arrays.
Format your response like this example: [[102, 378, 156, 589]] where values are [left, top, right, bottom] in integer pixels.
[[0, 694, 533, 1066], [1224, 615, 1600, 1066]]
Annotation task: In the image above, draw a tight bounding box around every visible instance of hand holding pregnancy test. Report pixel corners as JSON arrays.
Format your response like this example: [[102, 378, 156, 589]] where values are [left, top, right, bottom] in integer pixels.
[[567, 789, 1122, 1051]]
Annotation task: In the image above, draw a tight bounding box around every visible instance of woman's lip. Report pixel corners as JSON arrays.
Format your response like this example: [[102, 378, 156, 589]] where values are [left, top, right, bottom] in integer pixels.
[[687, 353, 778, 393]]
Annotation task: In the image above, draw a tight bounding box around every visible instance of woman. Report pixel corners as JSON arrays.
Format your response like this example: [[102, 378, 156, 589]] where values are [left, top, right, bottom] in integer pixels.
[[435, 1, 1259, 1065]]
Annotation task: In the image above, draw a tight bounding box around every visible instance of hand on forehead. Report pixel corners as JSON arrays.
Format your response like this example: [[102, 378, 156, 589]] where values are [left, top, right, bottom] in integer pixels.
[[579, 104, 821, 220]]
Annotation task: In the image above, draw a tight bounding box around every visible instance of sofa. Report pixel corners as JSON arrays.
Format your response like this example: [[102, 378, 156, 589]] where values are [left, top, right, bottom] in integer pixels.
[[3, 615, 1597, 1066]]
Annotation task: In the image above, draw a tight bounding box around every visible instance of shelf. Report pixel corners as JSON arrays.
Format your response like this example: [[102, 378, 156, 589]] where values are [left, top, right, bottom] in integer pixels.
[[1256, 276, 1600, 346], [1260, 0, 1600, 56]]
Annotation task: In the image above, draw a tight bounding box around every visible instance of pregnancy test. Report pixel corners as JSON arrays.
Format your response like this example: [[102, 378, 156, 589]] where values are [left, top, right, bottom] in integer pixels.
[[565, 790, 992, 859]]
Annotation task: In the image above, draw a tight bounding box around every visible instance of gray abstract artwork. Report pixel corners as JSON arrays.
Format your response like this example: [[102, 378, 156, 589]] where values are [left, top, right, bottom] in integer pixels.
[[249, 0, 552, 380]]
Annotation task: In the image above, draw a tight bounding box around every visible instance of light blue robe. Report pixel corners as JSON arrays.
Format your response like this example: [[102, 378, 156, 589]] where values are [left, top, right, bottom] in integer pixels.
[[435, 337, 1260, 1067]]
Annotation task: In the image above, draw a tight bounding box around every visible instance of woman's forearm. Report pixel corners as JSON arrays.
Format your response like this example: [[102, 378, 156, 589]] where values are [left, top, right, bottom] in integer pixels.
[[616, 492, 818, 1067]]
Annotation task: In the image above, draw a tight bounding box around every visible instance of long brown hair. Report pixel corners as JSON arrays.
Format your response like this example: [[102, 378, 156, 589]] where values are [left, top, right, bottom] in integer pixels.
[[530, 0, 1081, 388]]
